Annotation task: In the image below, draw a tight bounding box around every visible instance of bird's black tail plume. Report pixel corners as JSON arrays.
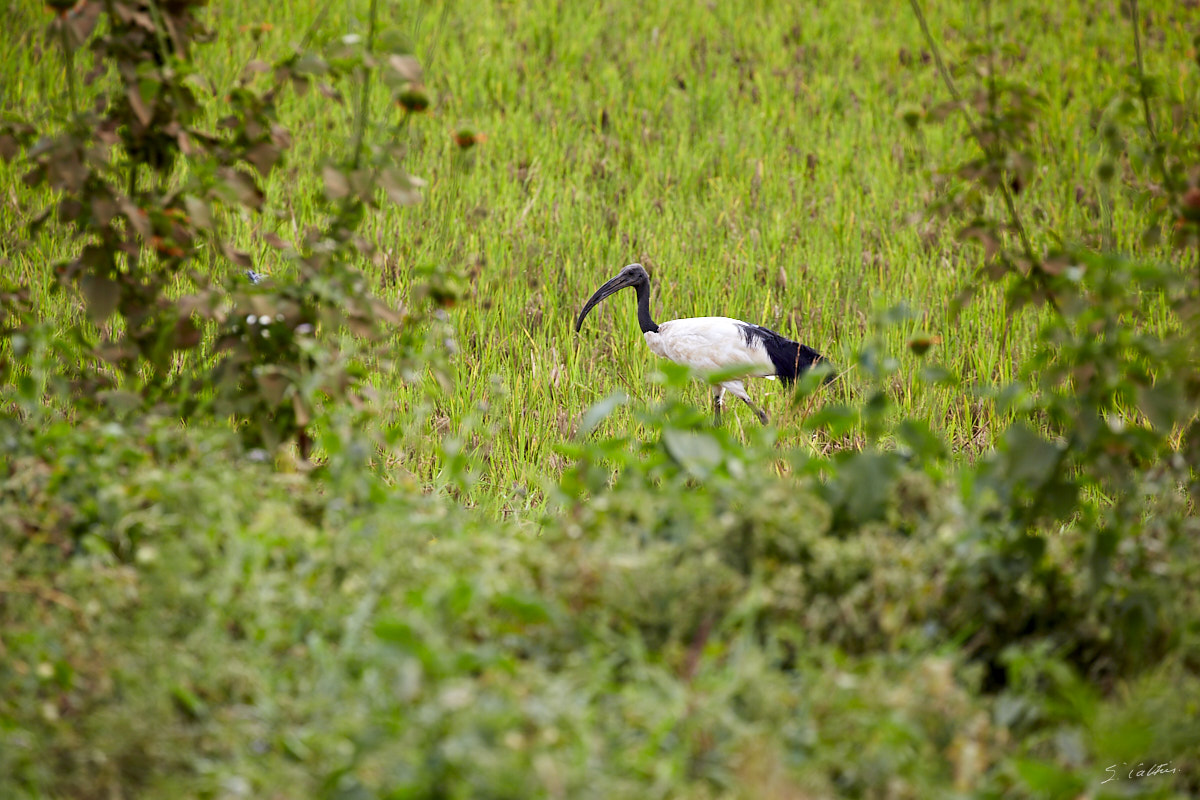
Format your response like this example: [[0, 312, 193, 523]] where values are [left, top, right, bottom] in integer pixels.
[[737, 323, 830, 385], [784, 343, 828, 386]]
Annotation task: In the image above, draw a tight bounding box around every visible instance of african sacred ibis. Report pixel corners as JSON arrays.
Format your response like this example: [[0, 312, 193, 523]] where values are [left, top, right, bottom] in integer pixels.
[[575, 263, 829, 424]]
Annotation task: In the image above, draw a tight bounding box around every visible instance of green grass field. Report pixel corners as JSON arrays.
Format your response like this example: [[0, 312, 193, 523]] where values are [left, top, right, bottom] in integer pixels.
[[4, 0, 1192, 512], [3, 1, 1200, 798]]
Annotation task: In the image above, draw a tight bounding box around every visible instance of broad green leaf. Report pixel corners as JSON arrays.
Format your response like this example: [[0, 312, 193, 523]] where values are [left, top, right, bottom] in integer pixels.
[[662, 428, 722, 479], [580, 391, 627, 435], [1003, 424, 1061, 486], [492, 592, 552, 625], [1013, 758, 1084, 797]]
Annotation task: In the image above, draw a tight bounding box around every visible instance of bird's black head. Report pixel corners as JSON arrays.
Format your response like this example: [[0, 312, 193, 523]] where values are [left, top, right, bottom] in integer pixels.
[[575, 263, 651, 332]]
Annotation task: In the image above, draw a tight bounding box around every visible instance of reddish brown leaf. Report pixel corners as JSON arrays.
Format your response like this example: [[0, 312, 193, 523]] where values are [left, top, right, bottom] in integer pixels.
[[387, 54, 422, 83], [128, 9, 154, 32], [221, 244, 253, 269], [217, 167, 265, 209], [176, 128, 200, 156], [241, 59, 271, 79], [79, 244, 114, 272], [0, 134, 18, 163], [91, 194, 116, 227], [97, 343, 134, 363], [294, 53, 329, 76], [66, 1, 102, 46], [370, 297, 403, 325], [322, 165, 350, 200], [347, 169, 374, 202], [127, 87, 153, 126], [379, 166, 421, 206], [244, 141, 281, 176], [346, 314, 374, 338], [1040, 255, 1072, 275], [176, 291, 217, 318], [292, 394, 311, 427], [21, 166, 43, 189], [173, 316, 201, 350], [58, 198, 83, 223], [261, 231, 288, 250], [316, 82, 344, 104], [118, 197, 153, 238], [257, 370, 288, 406], [28, 207, 52, 236], [269, 123, 292, 149], [183, 195, 212, 231]]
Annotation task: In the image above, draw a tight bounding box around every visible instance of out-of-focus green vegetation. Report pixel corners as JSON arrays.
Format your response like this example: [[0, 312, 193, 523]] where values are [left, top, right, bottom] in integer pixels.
[[2, 0, 1200, 797]]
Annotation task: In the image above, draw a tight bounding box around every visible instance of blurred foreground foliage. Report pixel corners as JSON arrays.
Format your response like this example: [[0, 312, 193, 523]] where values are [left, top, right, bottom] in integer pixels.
[[3, 0, 1200, 798], [2, 371, 1199, 798]]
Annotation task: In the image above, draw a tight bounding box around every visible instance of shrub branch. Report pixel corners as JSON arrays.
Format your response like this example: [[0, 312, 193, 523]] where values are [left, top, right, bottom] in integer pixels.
[[908, 0, 1060, 315]]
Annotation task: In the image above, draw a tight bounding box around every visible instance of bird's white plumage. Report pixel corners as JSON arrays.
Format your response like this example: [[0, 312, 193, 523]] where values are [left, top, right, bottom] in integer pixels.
[[643, 317, 779, 419], [643, 317, 774, 376]]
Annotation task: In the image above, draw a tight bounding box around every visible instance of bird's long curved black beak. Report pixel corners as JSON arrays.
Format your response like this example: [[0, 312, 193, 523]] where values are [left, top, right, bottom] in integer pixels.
[[575, 272, 641, 332]]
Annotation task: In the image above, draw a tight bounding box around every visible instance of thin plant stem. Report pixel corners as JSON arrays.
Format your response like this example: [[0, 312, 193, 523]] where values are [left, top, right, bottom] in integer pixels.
[[1129, 0, 1163, 159], [58, 20, 77, 115], [351, 0, 379, 170], [298, 0, 337, 52], [1128, 0, 1195, 283], [908, 0, 1060, 315]]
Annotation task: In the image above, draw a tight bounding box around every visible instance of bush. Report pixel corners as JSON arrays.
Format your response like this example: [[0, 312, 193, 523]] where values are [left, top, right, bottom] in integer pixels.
[[3, 411, 1197, 797]]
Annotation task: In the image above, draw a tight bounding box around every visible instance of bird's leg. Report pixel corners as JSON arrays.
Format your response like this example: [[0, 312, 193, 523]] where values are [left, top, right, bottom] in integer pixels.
[[743, 397, 769, 425], [712, 386, 725, 426], [725, 381, 770, 425]]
